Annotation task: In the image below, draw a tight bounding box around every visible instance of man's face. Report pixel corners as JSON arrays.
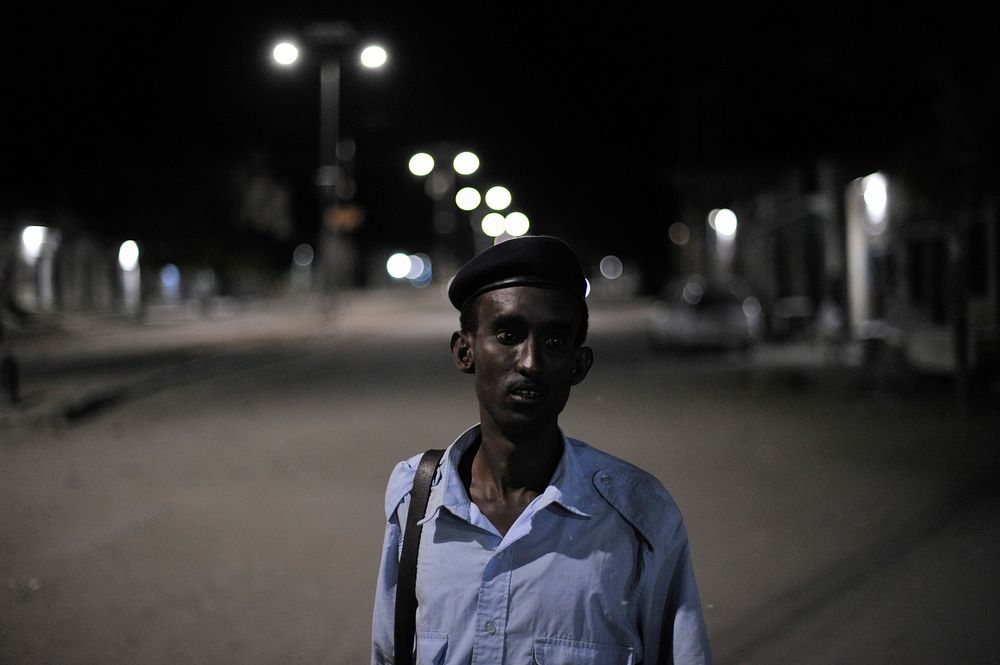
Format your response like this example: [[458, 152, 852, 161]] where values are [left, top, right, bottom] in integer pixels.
[[452, 286, 593, 436]]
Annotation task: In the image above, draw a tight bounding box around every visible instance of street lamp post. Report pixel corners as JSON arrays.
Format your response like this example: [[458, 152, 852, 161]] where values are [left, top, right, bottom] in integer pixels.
[[272, 22, 387, 297], [318, 49, 347, 297], [845, 171, 890, 337]]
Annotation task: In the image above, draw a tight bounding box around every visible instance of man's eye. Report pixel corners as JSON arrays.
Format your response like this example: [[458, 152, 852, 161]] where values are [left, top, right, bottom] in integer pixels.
[[497, 330, 517, 344], [545, 336, 567, 349]]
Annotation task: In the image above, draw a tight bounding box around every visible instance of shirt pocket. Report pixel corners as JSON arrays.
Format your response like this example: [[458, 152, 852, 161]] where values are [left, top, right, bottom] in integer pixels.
[[533, 636, 634, 665], [415, 631, 448, 665]]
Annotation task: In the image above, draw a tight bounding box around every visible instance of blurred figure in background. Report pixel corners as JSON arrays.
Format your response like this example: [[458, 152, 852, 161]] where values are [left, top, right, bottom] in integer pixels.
[[817, 293, 846, 364], [0, 238, 20, 402]]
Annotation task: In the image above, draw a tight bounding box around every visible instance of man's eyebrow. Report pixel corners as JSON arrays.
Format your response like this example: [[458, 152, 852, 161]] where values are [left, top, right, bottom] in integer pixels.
[[489, 314, 525, 328], [489, 314, 573, 332]]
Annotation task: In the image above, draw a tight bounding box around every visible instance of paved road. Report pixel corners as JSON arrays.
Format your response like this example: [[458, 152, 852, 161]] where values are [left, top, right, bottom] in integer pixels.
[[1, 291, 998, 664]]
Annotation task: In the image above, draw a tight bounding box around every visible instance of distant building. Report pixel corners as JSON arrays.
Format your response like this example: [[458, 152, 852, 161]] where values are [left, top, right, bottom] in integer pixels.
[[667, 160, 999, 393]]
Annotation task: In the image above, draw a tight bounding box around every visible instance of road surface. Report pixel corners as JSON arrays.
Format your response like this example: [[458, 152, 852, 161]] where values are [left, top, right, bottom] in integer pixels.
[[1, 292, 998, 663]]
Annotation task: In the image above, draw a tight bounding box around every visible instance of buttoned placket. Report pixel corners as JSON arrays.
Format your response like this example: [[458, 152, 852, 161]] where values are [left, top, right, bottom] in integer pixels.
[[469, 540, 513, 663], [422, 429, 601, 663], [468, 485, 564, 664]]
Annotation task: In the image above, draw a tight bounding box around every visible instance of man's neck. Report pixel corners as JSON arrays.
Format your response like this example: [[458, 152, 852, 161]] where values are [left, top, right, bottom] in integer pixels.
[[456, 419, 563, 535], [468, 418, 563, 496]]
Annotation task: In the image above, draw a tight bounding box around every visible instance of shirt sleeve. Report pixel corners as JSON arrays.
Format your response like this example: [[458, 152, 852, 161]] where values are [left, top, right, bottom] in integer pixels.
[[644, 521, 713, 665], [371, 458, 417, 665], [370, 515, 402, 665], [664, 538, 713, 665]]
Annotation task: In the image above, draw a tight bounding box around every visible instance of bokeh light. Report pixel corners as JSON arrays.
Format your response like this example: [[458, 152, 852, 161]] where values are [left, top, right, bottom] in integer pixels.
[[160, 264, 180, 299], [118, 240, 140, 272], [599, 255, 623, 280], [453, 152, 480, 175], [481, 212, 507, 237], [272, 42, 299, 66], [160, 263, 180, 288], [714, 209, 738, 238], [505, 211, 530, 237], [407, 253, 433, 287], [455, 187, 481, 211], [863, 172, 888, 224], [293, 243, 314, 267], [360, 45, 388, 68], [405, 254, 425, 280], [484, 186, 512, 211], [668, 222, 690, 245], [386, 252, 412, 279], [20, 225, 47, 263], [408, 153, 435, 177], [683, 278, 705, 305]]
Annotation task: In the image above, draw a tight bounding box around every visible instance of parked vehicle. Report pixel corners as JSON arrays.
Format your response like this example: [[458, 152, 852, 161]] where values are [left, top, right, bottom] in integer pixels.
[[647, 275, 764, 351]]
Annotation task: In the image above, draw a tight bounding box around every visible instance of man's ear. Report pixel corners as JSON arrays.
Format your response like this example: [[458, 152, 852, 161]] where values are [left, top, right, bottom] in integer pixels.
[[451, 331, 476, 374], [569, 346, 594, 386]]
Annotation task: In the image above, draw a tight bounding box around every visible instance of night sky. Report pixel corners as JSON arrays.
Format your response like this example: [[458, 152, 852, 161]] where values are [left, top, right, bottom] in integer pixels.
[[3, 2, 997, 288]]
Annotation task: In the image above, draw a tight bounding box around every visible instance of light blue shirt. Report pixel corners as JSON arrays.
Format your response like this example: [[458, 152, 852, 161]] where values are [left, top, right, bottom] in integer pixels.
[[371, 425, 712, 665]]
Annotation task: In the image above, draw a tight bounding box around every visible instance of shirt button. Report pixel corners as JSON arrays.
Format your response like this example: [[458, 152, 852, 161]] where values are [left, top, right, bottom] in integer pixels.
[[495, 549, 504, 559], [485, 620, 497, 635], [600, 474, 611, 485]]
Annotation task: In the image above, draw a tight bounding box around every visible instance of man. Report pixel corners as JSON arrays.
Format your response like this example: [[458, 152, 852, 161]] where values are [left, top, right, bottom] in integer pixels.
[[372, 236, 712, 664]]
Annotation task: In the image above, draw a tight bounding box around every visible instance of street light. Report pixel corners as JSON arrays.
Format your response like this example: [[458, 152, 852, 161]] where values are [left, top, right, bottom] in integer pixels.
[[481, 211, 531, 242], [408, 149, 535, 259], [504, 211, 530, 237], [272, 41, 300, 66], [484, 185, 512, 211], [862, 171, 889, 246], [408, 146, 480, 275], [480, 187, 532, 245], [360, 45, 388, 68], [20, 225, 50, 266], [385, 251, 432, 288], [453, 152, 480, 176], [19, 225, 60, 312], [118, 240, 141, 316], [408, 153, 435, 177], [846, 171, 891, 335], [270, 22, 388, 295], [481, 213, 507, 238], [708, 208, 737, 276], [455, 187, 481, 211], [713, 208, 738, 239]]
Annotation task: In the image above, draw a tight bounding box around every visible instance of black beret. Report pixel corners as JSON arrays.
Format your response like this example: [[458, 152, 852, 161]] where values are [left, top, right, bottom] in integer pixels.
[[448, 235, 587, 310]]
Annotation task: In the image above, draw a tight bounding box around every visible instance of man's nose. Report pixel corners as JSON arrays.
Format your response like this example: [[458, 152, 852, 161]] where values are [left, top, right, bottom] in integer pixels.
[[515, 338, 543, 376]]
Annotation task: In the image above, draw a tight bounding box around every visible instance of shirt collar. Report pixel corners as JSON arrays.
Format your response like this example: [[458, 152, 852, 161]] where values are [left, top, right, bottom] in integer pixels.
[[544, 432, 600, 516], [422, 424, 598, 525]]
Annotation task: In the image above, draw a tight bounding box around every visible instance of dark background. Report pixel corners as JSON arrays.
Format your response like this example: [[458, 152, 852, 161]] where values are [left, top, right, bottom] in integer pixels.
[[3, 2, 997, 289]]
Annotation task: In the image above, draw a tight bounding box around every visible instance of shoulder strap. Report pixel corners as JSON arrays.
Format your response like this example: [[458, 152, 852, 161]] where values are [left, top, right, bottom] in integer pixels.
[[393, 448, 445, 665]]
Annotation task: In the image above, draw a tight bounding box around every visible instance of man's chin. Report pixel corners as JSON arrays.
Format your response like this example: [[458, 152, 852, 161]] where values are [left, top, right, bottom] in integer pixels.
[[492, 405, 563, 433]]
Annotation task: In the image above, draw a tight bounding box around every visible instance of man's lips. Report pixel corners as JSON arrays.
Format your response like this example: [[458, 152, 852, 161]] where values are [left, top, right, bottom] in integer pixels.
[[508, 383, 547, 400]]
